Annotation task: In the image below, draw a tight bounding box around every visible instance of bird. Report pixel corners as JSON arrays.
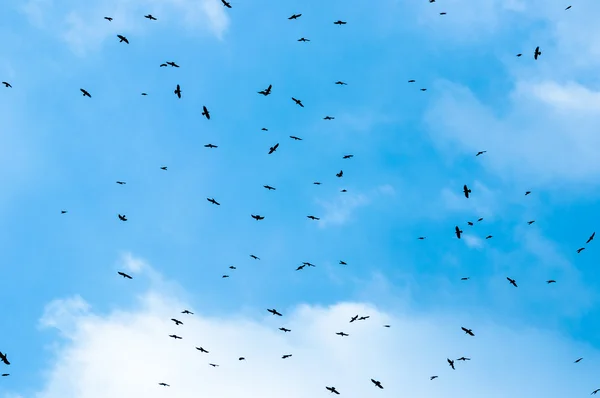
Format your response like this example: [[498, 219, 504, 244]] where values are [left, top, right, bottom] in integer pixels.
[[196, 347, 209, 353], [141, 93, 147, 96], [261, 128, 268, 131], [335, 81, 347, 85], [204, 144, 218, 148], [334, 20, 347, 25], [291, 97, 304, 107], [263, 185, 276, 190], [547, 280, 556, 284], [516, 53, 522, 57], [336, 170, 343, 178], [565, 5, 572, 10], [171, 319, 183, 325], [268, 309, 282, 316], [447, 358, 455, 370], [174, 84, 181, 98], [298, 38, 310, 42], [574, 357, 583, 363], [160, 166, 167, 170], [485, 235, 493, 239], [467, 221, 474, 226], [0, 352, 9, 365], [279, 327, 291, 332], [343, 154, 354, 159], [440, 12, 447, 15], [534, 46, 542, 60], [371, 379, 383, 389], [166, 61, 179, 67], [118, 214, 127, 221], [144, 14, 157, 20], [461, 327, 475, 336], [408, 79, 415, 83], [158, 382, 169, 386], [324, 116, 335, 120], [350, 315, 359, 322], [455, 226, 463, 239], [1, 374, 8, 376], [507, 277, 518, 287], [268, 143, 279, 154], [239, 357, 245, 360], [168, 334, 182, 339], [258, 84, 272, 96], [476, 150, 486, 156], [430, 376, 438, 380], [201, 106, 210, 119], [586, 232, 595, 244], [477, 217, 484, 222], [209, 363, 219, 367], [577, 247, 585, 253], [339, 261, 347, 265], [463, 184, 471, 198], [229, 266, 236, 270], [61, 210, 67, 214], [326, 386, 340, 394], [420, 88, 427, 91], [383, 324, 390, 328], [290, 136, 303, 140], [117, 35, 129, 44], [296, 265, 306, 271], [221, 0, 232, 8], [525, 191, 531, 195], [104, 17, 113, 21], [222, 275, 229, 278], [250, 254, 259, 260], [116, 181, 126, 185], [527, 220, 535, 225], [117, 271, 132, 279], [358, 316, 370, 321], [160, 63, 168, 67], [461, 277, 470, 281], [336, 332, 349, 336], [288, 14, 302, 20], [251, 214, 265, 220], [457, 357, 471, 361], [418, 237, 426, 240], [282, 354, 292, 359], [340, 189, 347, 192], [307, 215, 320, 220], [313, 182, 321, 185], [80, 88, 91, 97], [182, 310, 193, 314]]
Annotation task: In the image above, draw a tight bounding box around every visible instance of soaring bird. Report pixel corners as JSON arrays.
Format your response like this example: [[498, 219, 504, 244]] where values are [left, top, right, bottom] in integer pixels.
[[250, 254, 260, 260], [577, 247, 585, 253], [339, 260, 347, 265], [204, 144, 218, 148], [457, 357, 471, 361], [171, 318, 183, 326], [158, 383, 169, 386], [268, 143, 279, 154], [447, 358, 455, 370], [525, 191, 531, 195], [527, 220, 535, 225], [201, 106, 210, 120], [0, 352, 9, 365], [371, 379, 383, 389], [461, 327, 475, 336], [546, 280, 556, 284], [307, 215, 320, 220], [290, 136, 302, 140], [117, 35, 129, 43], [288, 14, 302, 19], [221, 0, 232, 8], [336, 332, 349, 336], [196, 347, 209, 353], [117, 271, 132, 279], [476, 150, 487, 156], [455, 226, 463, 239], [298, 38, 310, 42], [168, 334, 182, 339], [181, 310, 193, 314], [334, 20, 347, 25], [264, 185, 276, 190], [463, 184, 471, 198], [324, 116, 335, 120], [116, 181, 126, 184], [160, 166, 167, 170], [166, 61, 179, 67], [336, 170, 343, 178], [430, 376, 438, 380], [343, 154, 354, 159], [251, 214, 265, 220], [174, 84, 181, 98], [335, 81, 347, 85], [118, 214, 127, 222], [80, 88, 91, 97], [326, 386, 340, 394], [282, 354, 292, 359], [144, 14, 157, 20], [258, 84, 272, 96], [279, 327, 291, 332], [350, 315, 359, 323], [574, 357, 583, 363], [291, 97, 304, 107], [358, 316, 370, 321], [268, 309, 283, 316], [534, 46, 542, 60], [104, 17, 113, 21], [209, 363, 219, 367], [461, 277, 470, 281], [507, 277, 518, 287], [586, 232, 595, 244]]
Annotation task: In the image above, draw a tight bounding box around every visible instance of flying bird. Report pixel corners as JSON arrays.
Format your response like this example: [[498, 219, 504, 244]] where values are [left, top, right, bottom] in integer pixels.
[[430, 376, 438, 380], [455, 226, 463, 239], [116, 181, 126, 185], [174, 84, 181, 98], [169, 334, 182, 339], [528, 220, 535, 225], [476, 150, 486, 156], [534, 46, 542, 60], [461, 327, 475, 336], [282, 354, 292, 359], [104, 17, 113, 21], [250, 254, 260, 260], [268, 309, 282, 316], [457, 357, 471, 361], [408, 79, 415, 83], [547, 280, 556, 284], [117, 271, 132, 279], [507, 277, 518, 287], [298, 38, 310, 42], [335, 81, 347, 85], [307, 215, 320, 220], [324, 116, 335, 120], [336, 170, 343, 178], [525, 191, 531, 195], [160, 166, 167, 170], [326, 387, 340, 394], [575, 357, 583, 363], [371, 379, 383, 389], [586, 232, 595, 244], [447, 358, 455, 370], [290, 136, 302, 140], [158, 383, 169, 387], [279, 327, 291, 332], [350, 315, 359, 323], [221, 0, 232, 8], [182, 310, 193, 314], [251, 214, 265, 220], [336, 332, 349, 336], [202, 106, 210, 119], [204, 144, 218, 148], [171, 318, 183, 325], [117, 35, 129, 44], [334, 20, 347, 25], [80, 88, 91, 97], [209, 363, 219, 367], [565, 5, 571, 10], [463, 184, 471, 198], [0, 352, 9, 365], [291, 97, 304, 107], [144, 14, 157, 20], [577, 247, 585, 253], [343, 154, 354, 159], [339, 261, 347, 265], [166, 61, 179, 67], [264, 185, 276, 190], [196, 347, 209, 353], [268, 143, 279, 154], [118, 214, 127, 221], [258, 84, 272, 96], [288, 14, 302, 19]]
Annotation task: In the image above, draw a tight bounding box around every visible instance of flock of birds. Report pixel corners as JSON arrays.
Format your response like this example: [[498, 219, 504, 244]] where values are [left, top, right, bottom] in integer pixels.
[[2, 0, 597, 395]]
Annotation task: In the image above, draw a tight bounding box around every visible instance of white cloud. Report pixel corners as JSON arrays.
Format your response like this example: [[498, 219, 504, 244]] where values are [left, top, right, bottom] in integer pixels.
[[39, 295, 91, 339], [463, 234, 484, 249], [315, 193, 370, 228], [33, 274, 600, 398], [20, 0, 230, 55]]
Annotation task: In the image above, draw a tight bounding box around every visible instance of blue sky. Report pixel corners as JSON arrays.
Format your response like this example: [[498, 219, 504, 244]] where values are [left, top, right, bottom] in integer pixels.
[[2, 0, 600, 396]]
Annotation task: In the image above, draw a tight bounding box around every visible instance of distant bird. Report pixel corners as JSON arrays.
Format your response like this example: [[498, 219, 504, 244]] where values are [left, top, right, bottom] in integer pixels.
[[202, 106, 210, 119], [104, 17, 113, 21], [264, 185, 276, 190], [339, 261, 347, 265], [0, 352, 9, 365], [160, 166, 167, 170], [221, 0, 232, 8], [574, 357, 583, 363], [516, 53, 522, 57], [292, 97, 304, 107], [158, 383, 169, 387], [61, 210, 67, 214], [169, 334, 182, 339], [182, 310, 193, 314], [565, 5, 571, 10], [279, 327, 291, 332], [296, 265, 306, 271], [117, 35, 129, 44], [141, 93, 147, 96], [335, 81, 347, 85], [586, 232, 595, 244], [383, 324, 390, 328], [527, 220, 535, 225], [467, 221, 473, 226], [314, 182, 321, 185], [477, 217, 484, 222], [268, 308, 282, 316], [324, 116, 335, 120], [288, 14, 302, 20], [350, 315, 359, 323], [174, 84, 181, 98], [358, 316, 369, 321], [525, 191, 531, 196], [447, 358, 455, 370], [282, 354, 292, 359], [117, 271, 132, 279], [455, 226, 463, 239], [1, 374, 8, 376], [577, 247, 585, 253], [463, 184, 471, 198], [290, 136, 303, 140], [261, 128, 268, 131], [326, 386, 340, 394], [204, 144, 218, 148], [457, 357, 471, 361], [485, 235, 493, 239], [258, 84, 272, 96], [118, 214, 127, 221], [222, 275, 229, 278], [592, 389, 600, 395], [461, 277, 470, 281], [209, 363, 219, 367], [461, 327, 475, 336], [420, 88, 427, 91], [534, 46, 542, 60], [408, 79, 415, 83], [268, 143, 279, 154], [250, 254, 260, 260], [334, 20, 347, 25], [229, 266, 236, 269], [476, 150, 486, 156], [196, 347, 209, 353], [239, 357, 245, 360], [171, 318, 183, 326], [507, 277, 518, 287], [430, 376, 438, 380], [336, 332, 349, 336], [546, 280, 556, 284], [166, 61, 179, 67], [251, 214, 265, 220], [371, 379, 383, 389], [418, 237, 426, 240], [440, 12, 447, 15], [116, 181, 126, 185], [336, 170, 343, 178], [341, 189, 347, 192], [144, 14, 157, 20], [298, 38, 310, 42], [307, 215, 320, 220], [80, 88, 91, 97], [343, 154, 354, 159], [160, 63, 167, 67]]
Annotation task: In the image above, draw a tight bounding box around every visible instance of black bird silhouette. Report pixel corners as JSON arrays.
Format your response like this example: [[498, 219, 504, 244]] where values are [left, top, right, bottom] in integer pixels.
[[171, 318, 183, 325], [229, 266, 236, 269], [251, 214, 264, 220], [279, 327, 291, 332], [447, 358, 455, 370], [117, 271, 132, 279], [169, 334, 182, 339], [160, 166, 167, 170], [174, 84, 181, 98], [408, 79, 415, 83], [104, 17, 113, 21], [577, 247, 585, 253], [1, 374, 8, 376], [292, 97, 304, 107], [565, 5, 571, 10], [158, 383, 169, 386], [118, 214, 127, 221], [457, 357, 471, 361], [196, 347, 209, 353], [258, 84, 272, 96], [307, 215, 320, 220], [335, 81, 347, 85], [80, 88, 91, 97], [250, 254, 260, 260], [461, 327, 475, 336], [268, 143, 279, 154], [160, 63, 168, 67], [61, 210, 67, 214], [467, 221, 473, 226], [336, 332, 349, 336], [339, 260, 347, 265], [592, 389, 600, 395], [574, 357, 583, 363], [298, 38, 310, 42], [166, 61, 179, 67], [343, 154, 354, 159], [239, 357, 245, 360], [525, 191, 531, 195], [282, 354, 292, 359], [117, 35, 129, 44], [326, 386, 340, 394], [264, 185, 276, 190], [440, 12, 447, 15], [350, 315, 359, 322], [182, 310, 193, 314], [204, 144, 218, 148], [485, 235, 493, 239], [336, 170, 343, 178], [430, 376, 438, 380], [288, 14, 302, 19], [534, 46, 542, 60], [334, 20, 347, 25], [507, 277, 518, 287], [314, 182, 321, 185], [209, 363, 219, 367], [0, 352, 9, 365], [383, 324, 390, 328], [116, 181, 126, 184], [296, 265, 305, 271], [586, 232, 595, 244], [420, 88, 427, 91], [290, 136, 302, 140], [477, 217, 484, 221], [463, 185, 471, 198], [455, 226, 463, 239], [516, 53, 522, 57], [358, 316, 370, 321], [221, 0, 232, 8], [268, 309, 282, 316], [144, 14, 157, 20], [222, 275, 229, 278], [371, 379, 383, 389], [476, 150, 486, 156], [527, 220, 535, 225], [461, 277, 470, 281], [324, 116, 335, 120], [418, 237, 426, 240], [202, 106, 210, 120], [547, 280, 556, 284]]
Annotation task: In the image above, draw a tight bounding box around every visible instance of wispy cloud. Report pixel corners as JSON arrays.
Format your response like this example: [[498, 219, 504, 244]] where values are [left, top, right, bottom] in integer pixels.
[[315, 193, 370, 228]]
